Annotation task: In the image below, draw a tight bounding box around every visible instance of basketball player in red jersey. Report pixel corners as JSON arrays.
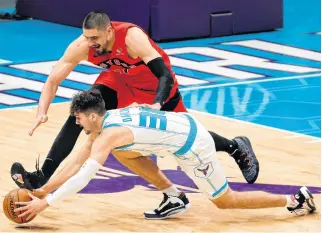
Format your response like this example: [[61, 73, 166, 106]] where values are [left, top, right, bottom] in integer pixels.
[[11, 11, 259, 219]]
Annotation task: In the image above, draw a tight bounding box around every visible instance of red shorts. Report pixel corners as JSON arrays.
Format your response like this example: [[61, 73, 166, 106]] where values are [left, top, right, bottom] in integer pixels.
[[94, 71, 187, 113]]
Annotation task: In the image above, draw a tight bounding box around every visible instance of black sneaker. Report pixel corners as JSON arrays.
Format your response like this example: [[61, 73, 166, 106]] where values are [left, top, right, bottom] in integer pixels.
[[10, 157, 48, 190], [144, 192, 191, 220], [231, 136, 259, 184], [287, 186, 316, 216]]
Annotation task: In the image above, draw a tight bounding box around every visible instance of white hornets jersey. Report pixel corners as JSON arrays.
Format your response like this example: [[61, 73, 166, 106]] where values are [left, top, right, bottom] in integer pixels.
[[101, 107, 205, 157], [102, 107, 228, 200]]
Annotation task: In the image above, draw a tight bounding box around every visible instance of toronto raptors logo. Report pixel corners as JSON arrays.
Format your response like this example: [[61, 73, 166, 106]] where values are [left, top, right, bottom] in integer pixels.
[[97, 59, 144, 74]]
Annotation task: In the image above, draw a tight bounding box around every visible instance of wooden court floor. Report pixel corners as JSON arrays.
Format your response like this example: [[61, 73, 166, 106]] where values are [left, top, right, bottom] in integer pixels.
[[0, 103, 320, 232]]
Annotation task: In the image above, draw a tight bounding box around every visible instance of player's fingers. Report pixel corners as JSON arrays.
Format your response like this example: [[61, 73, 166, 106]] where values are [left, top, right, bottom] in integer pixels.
[[14, 202, 29, 206], [29, 119, 41, 136], [14, 205, 28, 212], [18, 209, 32, 218], [26, 212, 36, 221]]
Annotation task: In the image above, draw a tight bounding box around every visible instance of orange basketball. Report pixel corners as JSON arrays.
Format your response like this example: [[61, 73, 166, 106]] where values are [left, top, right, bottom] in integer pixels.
[[3, 188, 37, 224]]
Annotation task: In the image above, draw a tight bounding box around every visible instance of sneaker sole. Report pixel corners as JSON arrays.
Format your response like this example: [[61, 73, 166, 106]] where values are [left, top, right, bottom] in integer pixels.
[[238, 136, 260, 184], [300, 186, 316, 213], [144, 203, 191, 220]]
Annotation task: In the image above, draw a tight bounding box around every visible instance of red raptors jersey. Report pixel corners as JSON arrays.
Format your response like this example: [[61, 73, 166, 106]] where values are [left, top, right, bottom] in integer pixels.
[[88, 21, 178, 101]]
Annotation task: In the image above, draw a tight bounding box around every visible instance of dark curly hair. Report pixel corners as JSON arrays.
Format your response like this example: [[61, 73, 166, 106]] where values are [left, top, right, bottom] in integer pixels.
[[70, 90, 106, 116]]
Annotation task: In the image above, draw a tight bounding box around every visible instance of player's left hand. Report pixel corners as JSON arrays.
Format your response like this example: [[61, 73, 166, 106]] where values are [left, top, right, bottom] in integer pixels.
[[139, 103, 162, 110], [14, 192, 49, 221]]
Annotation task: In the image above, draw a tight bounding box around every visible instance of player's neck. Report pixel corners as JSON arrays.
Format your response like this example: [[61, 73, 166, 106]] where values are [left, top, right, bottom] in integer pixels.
[[106, 30, 116, 51], [98, 115, 105, 131]]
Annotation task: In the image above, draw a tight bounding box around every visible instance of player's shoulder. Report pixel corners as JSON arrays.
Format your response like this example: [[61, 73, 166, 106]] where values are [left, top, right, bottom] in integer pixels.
[[63, 35, 88, 61], [68, 35, 88, 51], [125, 27, 148, 45]]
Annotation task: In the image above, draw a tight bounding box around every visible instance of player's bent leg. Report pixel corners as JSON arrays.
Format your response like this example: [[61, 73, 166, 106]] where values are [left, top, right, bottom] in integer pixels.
[[113, 151, 172, 190], [174, 131, 315, 216], [161, 91, 187, 113], [211, 186, 316, 215], [164, 90, 259, 184], [211, 187, 286, 209], [112, 150, 190, 220]]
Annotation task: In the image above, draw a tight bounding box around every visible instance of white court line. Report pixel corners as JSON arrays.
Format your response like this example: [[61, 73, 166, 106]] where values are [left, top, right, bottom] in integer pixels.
[[0, 59, 11, 65], [1, 98, 320, 141], [179, 73, 321, 92], [0, 75, 320, 141], [0, 101, 67, 112], [188, 109, 320, 140]]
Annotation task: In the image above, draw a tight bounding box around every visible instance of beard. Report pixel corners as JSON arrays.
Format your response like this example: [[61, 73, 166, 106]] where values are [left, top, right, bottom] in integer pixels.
[[93, 41, 109, 56], [95, 47, 107, 55]]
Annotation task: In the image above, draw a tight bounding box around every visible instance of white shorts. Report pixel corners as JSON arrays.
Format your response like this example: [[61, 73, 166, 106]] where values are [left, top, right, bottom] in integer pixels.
[[172, 117, 229, 199], [110, 110, 229, 199]]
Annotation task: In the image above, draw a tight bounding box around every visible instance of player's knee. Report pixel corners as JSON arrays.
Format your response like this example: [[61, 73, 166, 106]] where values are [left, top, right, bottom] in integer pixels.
[[211, 188, 236, 209]]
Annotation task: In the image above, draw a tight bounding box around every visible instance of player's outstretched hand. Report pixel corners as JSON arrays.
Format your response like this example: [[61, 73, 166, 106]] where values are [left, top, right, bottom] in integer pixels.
[[29, 114, 48, 136], [14, 192, 49, 221]]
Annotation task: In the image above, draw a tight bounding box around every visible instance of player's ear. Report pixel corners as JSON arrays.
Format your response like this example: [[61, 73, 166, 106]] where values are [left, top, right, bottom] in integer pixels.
[[90, 113, 96, 122], [106, 25, 112, 35]]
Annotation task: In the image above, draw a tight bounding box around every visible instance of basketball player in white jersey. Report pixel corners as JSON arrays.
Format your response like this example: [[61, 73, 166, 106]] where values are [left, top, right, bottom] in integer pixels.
[[15, 90, 316, 221]]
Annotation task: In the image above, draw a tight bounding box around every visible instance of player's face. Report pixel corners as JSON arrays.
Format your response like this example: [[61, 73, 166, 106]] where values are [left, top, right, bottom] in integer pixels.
[[83, 26, 113, 55], [74, 112, 96, 135]]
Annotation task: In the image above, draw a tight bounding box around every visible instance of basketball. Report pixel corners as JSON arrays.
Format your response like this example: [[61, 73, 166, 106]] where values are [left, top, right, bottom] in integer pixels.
[[3, 189, 37, 224]]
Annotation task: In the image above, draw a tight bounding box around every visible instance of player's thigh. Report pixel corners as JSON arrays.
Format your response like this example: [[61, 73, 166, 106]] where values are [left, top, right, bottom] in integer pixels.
[[93, 72, 135, 108], [175, 149, 229, 199], [91, 84, 118, 110], [173, 123, 229, 199], [162, 90, 188, 113]]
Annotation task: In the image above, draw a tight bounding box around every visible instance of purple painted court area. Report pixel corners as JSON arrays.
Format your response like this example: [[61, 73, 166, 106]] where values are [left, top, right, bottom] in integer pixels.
[[79, 155, 321, 195]]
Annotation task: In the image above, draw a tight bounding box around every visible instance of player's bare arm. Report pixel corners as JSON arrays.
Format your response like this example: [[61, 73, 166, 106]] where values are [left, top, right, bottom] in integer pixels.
[[125, 27, 174, 109], [29, 37, 89, 136], [14, 127, 133, 220]]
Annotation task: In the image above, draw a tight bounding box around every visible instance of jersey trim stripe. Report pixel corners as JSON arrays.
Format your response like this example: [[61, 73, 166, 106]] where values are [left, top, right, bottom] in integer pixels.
[[211, 179, 229, 198], [174, 114, 197, 156]]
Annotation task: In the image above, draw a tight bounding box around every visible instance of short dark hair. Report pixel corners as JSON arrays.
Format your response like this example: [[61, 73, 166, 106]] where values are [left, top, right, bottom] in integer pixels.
[[70, 90, 106, 116], [83, 11, 111, 30]]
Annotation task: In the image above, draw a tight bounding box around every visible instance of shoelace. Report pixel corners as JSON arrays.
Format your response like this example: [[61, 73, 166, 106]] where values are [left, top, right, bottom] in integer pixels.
[[28, 155, 43, 180], [159, 193, 168, 207]]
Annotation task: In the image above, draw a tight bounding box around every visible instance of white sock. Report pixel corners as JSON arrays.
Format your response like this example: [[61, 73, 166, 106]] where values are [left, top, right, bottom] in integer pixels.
[[285, 195, 299, 208], [161, 185, 180, 197]]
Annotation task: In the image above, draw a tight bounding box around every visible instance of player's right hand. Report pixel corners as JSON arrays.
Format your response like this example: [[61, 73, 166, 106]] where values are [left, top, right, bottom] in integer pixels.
[[32, 188, 48, 199], [29, 114, 48, 136]]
